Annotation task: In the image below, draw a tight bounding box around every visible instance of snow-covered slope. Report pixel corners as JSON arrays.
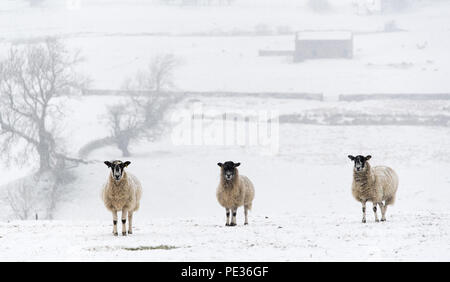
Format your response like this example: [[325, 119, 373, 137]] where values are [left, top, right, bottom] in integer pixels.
[[66, 31, 450, 94], [3, 113, 449, 260], [2, 211, 450, 261], [0, 1, 449, 261], [1, 1, 449, 94]]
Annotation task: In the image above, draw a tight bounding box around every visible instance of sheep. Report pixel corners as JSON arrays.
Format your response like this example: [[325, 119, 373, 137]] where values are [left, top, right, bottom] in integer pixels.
[[102, 160, 142, 236], [348, 155, 399, 223], [216, 161, 255, 226]]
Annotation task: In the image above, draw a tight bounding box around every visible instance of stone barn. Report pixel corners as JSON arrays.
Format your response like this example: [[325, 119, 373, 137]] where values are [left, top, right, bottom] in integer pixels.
[[294, 31, 353, 62]]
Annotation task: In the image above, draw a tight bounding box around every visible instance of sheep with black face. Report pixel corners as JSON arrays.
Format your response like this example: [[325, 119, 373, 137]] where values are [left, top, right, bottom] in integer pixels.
[[348, 155, 399, 223], [216, 161, 255, 226], [102, 160, 142, 236]]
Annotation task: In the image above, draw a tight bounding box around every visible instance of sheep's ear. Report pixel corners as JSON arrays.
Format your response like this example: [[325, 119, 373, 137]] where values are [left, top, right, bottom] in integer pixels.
[[348, 155, 355, 161], [217, 163, 223, 167], [365, 155, 372, 161], [123, 161, 131, 167], [104, 161, 112, 167], [234, 162, 241, 167]]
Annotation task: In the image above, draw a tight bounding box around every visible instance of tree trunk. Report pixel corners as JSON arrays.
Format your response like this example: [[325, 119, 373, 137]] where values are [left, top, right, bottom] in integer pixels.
[[117, 136, 131, 157], [38, 124, 52, 172], [119, 145, 130, 157], [38, 144, 52, 172]]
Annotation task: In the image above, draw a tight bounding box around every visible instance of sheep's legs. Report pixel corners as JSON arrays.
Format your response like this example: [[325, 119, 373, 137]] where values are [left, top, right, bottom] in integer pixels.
[[121, 209, 128, 236], [361, 201, 367, 223], [230, 208, 237, 226], [244, 206, 249, 225], [128, 212, 133, 234], [373, 203, 379, 222], [225, 209, 230, 226], [112, 210, 118, 236], [379, 202, 387, 221]]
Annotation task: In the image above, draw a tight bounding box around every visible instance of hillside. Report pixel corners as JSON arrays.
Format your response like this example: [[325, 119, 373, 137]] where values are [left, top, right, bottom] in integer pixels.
[[0, 0, 449, 261]]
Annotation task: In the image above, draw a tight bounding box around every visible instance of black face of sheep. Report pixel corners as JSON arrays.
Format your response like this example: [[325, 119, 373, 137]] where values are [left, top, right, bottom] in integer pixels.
[[217, 161, 241, 181], [348, 155, 371, 172], [104, 160, 131, 181]]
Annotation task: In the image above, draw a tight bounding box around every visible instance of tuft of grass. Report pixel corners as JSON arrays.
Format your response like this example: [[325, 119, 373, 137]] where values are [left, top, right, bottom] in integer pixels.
[[122, 245, 178, 251], [86, 245, 179, 252]]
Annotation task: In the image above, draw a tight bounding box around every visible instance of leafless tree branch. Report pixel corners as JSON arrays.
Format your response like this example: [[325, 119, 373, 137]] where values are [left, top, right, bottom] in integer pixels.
[[0, 38, 88, 172]]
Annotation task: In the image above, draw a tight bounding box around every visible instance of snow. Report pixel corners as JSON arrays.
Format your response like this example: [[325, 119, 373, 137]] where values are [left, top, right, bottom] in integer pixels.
[[1, 116, 449, 260], [0, 0, 449, 261], [1, 147, 450, 262], [0, 1, 450, 94], [0, 92, 449, 261], [1, 213, 450, 261], [55, 31, 449, 95], [296, 31, 353, 40]]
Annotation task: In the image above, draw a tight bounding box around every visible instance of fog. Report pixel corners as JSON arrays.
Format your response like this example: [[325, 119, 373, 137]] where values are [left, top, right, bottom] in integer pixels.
[[0, 0, 449, 261]]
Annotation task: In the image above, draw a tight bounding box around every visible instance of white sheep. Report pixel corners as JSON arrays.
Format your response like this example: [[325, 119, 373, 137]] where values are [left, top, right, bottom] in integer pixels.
[[102, 160, 142, 236], [216, 161, 255, 226], [348, 155, 399, 223]]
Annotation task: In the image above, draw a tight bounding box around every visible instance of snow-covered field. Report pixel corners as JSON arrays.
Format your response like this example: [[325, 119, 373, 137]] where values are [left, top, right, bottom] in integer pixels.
[[1, 142, 450, 262], [0, 0, 449, 261], [1, 112, 449, 261], [0, 0, 449, 94], [66, 32, 449, 95], [2, 211, 450, 261]]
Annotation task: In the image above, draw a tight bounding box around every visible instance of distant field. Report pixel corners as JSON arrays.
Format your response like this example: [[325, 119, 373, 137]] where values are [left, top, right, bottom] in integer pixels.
[[1, 93, 449, 187], [0, 1, 449, 95], [62, 32, 449, 95]]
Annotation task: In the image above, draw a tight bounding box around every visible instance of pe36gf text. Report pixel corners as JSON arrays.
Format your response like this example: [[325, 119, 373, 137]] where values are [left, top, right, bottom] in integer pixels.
[[180, 266, 269, 279]]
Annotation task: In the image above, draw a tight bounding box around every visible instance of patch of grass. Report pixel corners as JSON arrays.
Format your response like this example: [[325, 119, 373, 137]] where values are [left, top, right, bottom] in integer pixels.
[[122, 245, 178, 251], [86, 244, 179, 252]]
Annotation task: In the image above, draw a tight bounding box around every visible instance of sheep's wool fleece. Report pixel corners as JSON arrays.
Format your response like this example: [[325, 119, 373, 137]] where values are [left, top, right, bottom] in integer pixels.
[[217, 173, 255, 209], [102, 172, 142, 212], [352, 164, 398, 204]]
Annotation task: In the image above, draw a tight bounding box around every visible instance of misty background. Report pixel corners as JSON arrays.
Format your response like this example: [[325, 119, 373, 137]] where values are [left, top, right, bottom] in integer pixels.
[[0, 0, 449, 260]]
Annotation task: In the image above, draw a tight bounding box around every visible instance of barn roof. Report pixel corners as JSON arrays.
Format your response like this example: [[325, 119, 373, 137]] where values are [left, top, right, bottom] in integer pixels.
[[296, 31, 353, 41]]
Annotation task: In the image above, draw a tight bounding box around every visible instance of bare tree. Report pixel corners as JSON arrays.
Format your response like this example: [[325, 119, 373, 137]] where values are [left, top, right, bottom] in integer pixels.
[[106, 102, 142, 157], [2, 163, 76, 220], [44, 159, 76, 219], [105, 94, 174, 157], [106, 54, 180, 157], [123, 54, 181, 93], [151, 54, 180, 92], [5, 178, 38, 220], [0, 38, 87, 172]]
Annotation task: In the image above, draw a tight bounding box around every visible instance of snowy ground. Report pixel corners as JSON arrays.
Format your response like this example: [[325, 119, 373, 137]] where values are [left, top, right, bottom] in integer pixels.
[[1, 120, 450, 261], [0, 82, 449, 262], [0, 0, 449, 261], [1, 213, 450, 261], [1, 94, 450, 261]]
